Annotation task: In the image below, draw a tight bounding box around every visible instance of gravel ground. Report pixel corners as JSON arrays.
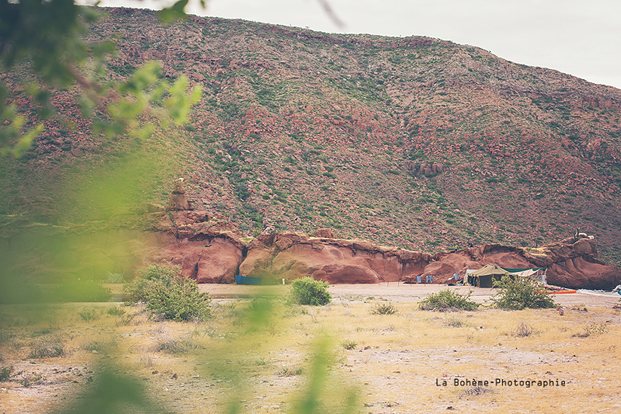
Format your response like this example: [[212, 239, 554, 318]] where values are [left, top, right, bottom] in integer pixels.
[[198, 283, 621, 308]]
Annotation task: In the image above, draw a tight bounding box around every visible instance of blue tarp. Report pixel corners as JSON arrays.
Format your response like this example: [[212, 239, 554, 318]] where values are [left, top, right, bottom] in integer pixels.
[[236, 275, 262, 285]]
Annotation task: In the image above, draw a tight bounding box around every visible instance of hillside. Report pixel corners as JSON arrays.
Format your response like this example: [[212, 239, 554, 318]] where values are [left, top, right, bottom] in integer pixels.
[[2, 7, 621, 266]]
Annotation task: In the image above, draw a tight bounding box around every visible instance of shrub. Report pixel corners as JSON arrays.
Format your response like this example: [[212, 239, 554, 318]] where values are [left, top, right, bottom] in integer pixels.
[[30, 340, 64, 358], [444, 316, 465, 327], [145, 276, 211, 322], [370, 302, 398, 315], [0, 365, 13, 381], [155, 337, 197, 354], [491, 275, 556, 310], [124, 263, 181, 303], [418, 289, 479, 311], [513, 322, 533, 337], [277, 366, 303, 377], [78, 308, 100, 322], [125, 263, 211, 322], [341, 340, 357, 350], [289, 277, 331, 306], [585, 322, 608, 335], [106, 307, 126, 317]]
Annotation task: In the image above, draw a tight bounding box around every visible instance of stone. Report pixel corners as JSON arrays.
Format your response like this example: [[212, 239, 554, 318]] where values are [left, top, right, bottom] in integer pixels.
[[313, 228, 337, 239], [166, 180, 192, 211]]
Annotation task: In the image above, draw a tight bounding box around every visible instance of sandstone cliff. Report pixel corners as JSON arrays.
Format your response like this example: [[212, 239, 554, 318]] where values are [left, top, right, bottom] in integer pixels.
[[153, 209, 621, 290]]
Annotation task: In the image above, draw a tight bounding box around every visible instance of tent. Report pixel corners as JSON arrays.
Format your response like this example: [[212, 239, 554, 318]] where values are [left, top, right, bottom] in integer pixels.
[[105, 272, 124, 283], [503, 267, 547, 284], [467, 265, 511, 288]]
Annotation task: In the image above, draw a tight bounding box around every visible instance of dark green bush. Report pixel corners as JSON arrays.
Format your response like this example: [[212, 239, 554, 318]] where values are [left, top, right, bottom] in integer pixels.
[[0, 365, 13, 381], [418, 289, 479, 311], [289, 277, 331, 306], [124, 263, 211, 322], [124, 263, 181, 303], [491, 275, 556, 310]]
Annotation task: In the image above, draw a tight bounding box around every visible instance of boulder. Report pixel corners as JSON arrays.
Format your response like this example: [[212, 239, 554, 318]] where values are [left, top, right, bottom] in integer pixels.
[[194, 238, 243, 283], [547, 256, 621, 290], [313, 228, 337, 239], [313, 264, 379, 284], [152, 237, 243, 284]]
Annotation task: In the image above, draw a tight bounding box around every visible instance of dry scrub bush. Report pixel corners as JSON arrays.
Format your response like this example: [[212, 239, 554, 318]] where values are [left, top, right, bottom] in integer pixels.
[[460, 386, 490, 398], [513, 322, 533, 337], [154, 336, 198, 355], [444, 316, 465, 327], [29, 338, 64, 358], [585, 321, 608, 335], [370, 302, 398, 315], [341, 339, 357, 350]]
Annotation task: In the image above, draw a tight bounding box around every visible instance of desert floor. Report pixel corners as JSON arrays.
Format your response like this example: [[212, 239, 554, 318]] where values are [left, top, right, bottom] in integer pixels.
[[199, 283, 621, 308], [1, 284, 620, 414]]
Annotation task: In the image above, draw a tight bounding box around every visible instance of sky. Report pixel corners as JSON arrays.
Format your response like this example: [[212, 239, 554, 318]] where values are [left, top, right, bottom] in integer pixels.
[[97, 0, 621, 89]]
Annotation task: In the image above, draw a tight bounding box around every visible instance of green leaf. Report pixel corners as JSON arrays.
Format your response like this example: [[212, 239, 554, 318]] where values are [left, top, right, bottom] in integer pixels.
[[158, 0, 189, 24]]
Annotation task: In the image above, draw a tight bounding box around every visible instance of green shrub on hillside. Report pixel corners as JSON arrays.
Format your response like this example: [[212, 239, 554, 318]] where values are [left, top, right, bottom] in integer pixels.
[[289, 277, 331, 306], [124, 263, 211, 321], [491, 275, 556, 310], [418, 289, 479, 311]]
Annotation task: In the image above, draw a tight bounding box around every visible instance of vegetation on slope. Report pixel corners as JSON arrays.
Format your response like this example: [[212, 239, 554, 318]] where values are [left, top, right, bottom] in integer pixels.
[[2, 8, 621, 265]]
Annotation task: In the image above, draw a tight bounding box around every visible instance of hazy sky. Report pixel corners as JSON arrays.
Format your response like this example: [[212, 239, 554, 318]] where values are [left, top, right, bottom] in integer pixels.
[[98, 0, 621, 89]]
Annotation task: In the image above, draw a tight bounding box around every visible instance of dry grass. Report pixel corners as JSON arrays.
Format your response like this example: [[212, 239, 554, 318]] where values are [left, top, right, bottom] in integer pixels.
[[0, 299, 620, 413]]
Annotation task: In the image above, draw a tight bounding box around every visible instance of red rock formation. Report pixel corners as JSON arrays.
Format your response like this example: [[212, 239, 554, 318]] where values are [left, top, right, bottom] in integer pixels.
[[151, 210, 244, 284], [151, 211, 621, 289], [166, 180, 192, 211], [313, 228, 337, 239]]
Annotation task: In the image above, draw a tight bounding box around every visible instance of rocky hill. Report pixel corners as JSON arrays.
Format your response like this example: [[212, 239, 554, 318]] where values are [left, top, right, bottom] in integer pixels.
[[2, 7, 621, 267]]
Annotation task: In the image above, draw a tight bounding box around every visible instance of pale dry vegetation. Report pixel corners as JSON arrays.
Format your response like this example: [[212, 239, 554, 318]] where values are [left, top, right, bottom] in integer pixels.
[[0, 298, 620, 413]]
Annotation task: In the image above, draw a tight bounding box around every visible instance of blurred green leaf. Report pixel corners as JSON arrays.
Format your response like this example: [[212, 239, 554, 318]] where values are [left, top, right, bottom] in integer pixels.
[[158, 0, 189, 24], [52, 365, 173, 414]]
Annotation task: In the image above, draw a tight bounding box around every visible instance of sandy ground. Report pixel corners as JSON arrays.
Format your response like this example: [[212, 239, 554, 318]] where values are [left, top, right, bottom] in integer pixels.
[[198, 283, 621, 308], [2, 284, 621, 414]]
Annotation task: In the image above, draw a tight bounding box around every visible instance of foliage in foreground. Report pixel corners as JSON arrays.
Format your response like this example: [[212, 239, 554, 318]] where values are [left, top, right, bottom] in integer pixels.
[[124, 263, 211, 321], [56, 279, 112, 303], [0, 277, 111, 304], [418, 289, 479, 311], [289, 277, 332, 306], [51, 365, 170, 414], [491, 275, 557, 310], [0, 0, 203, 158]]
